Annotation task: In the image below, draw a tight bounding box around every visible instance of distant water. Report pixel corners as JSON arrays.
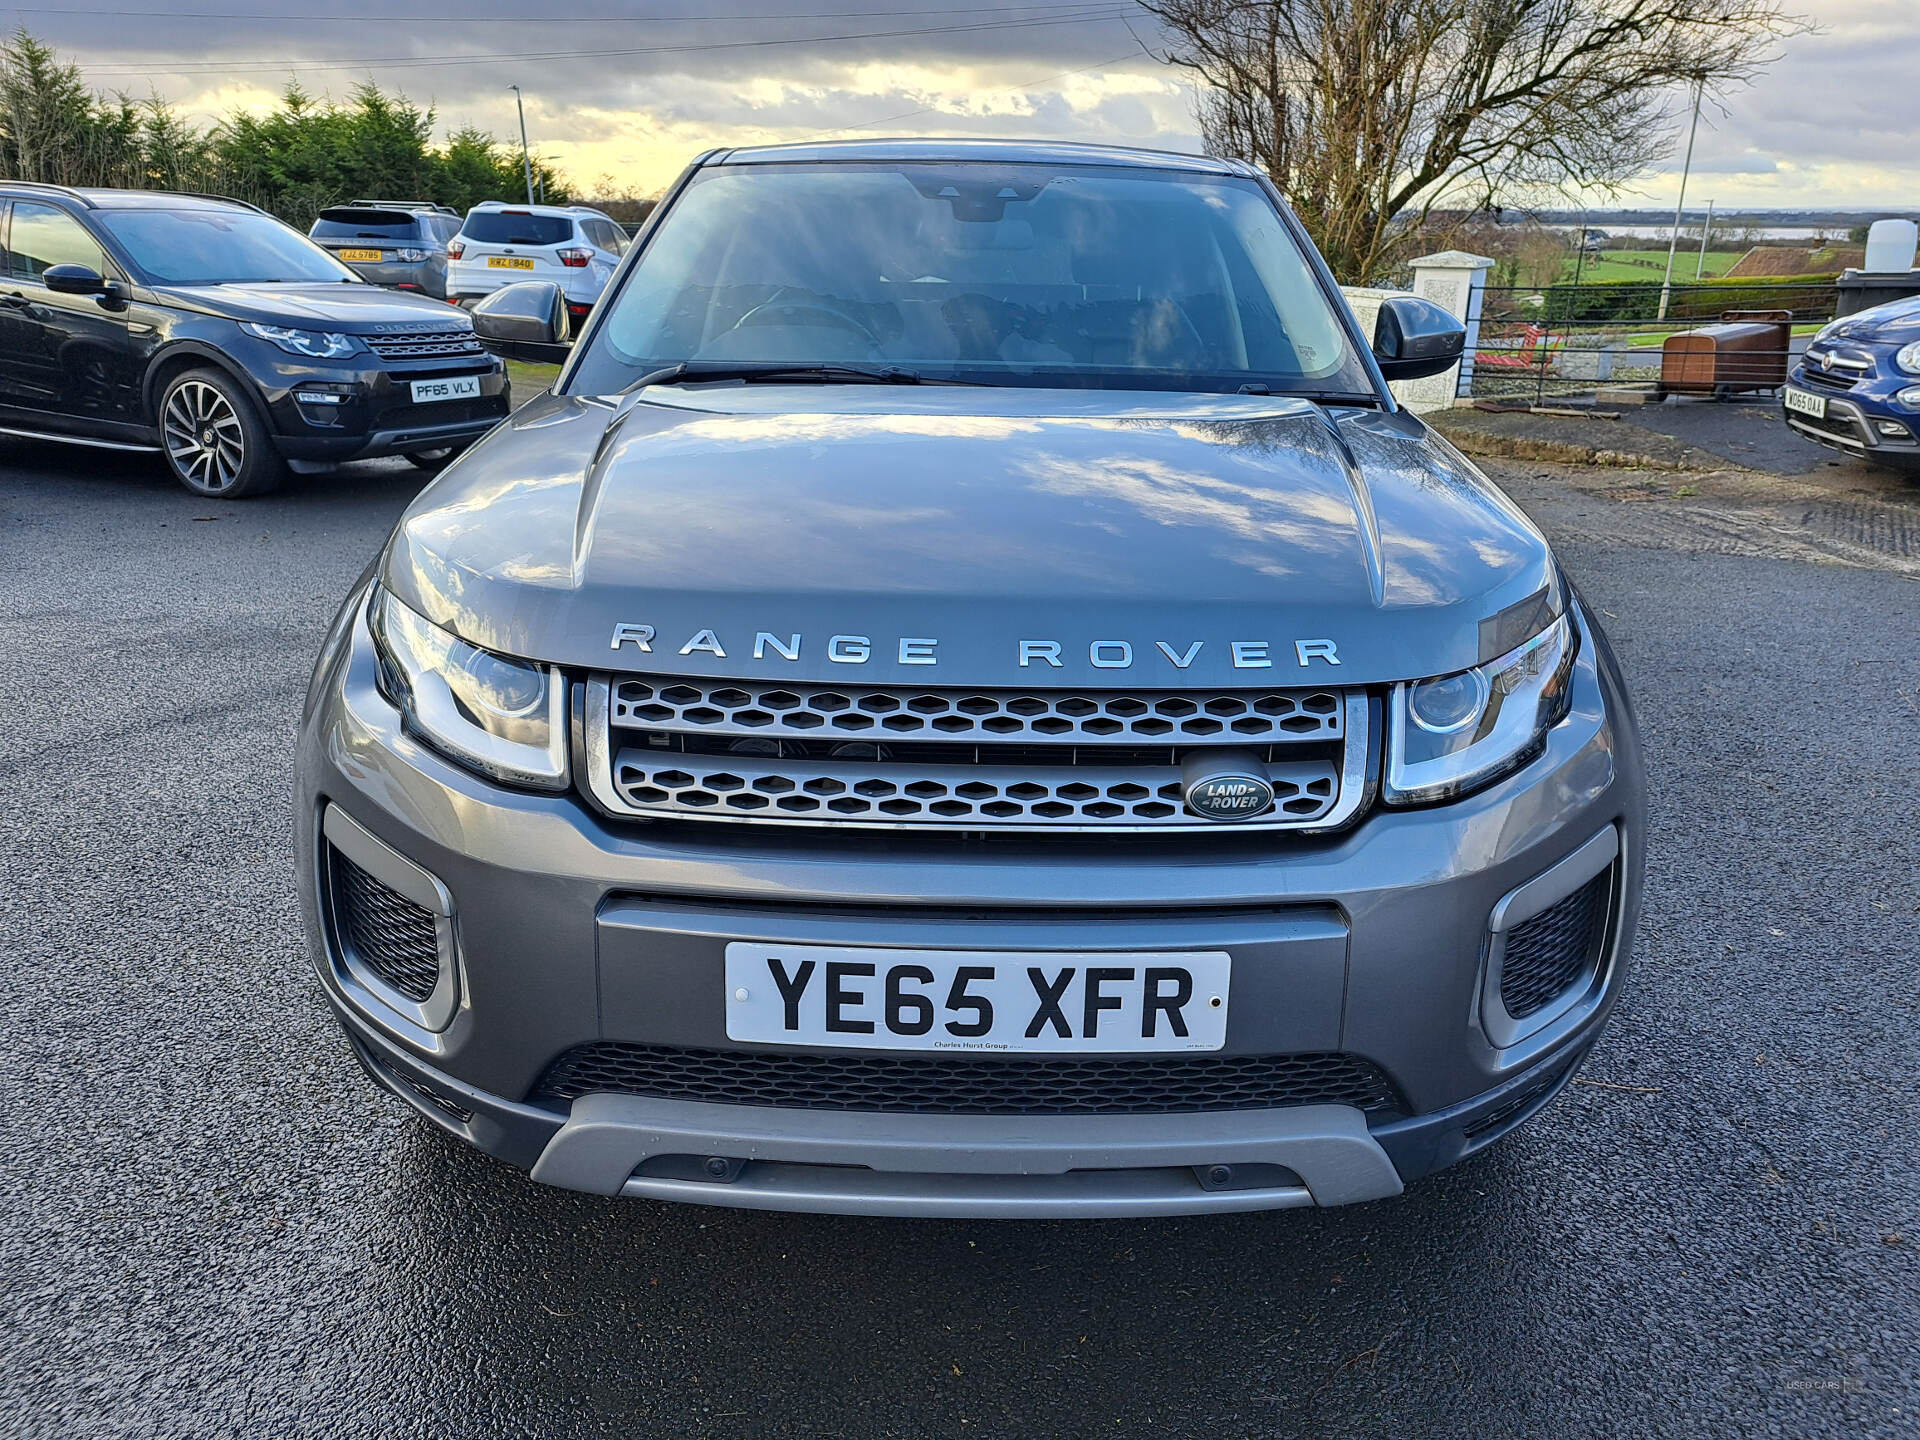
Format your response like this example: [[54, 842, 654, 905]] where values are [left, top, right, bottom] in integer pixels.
[[1552, 223, 1844, 242]]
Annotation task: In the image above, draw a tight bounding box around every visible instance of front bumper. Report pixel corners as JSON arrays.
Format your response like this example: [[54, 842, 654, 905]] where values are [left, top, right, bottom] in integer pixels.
[[251, 350, 511, 465], [1783, 366, 1920, 466], [299, 589, 1645, 1217]]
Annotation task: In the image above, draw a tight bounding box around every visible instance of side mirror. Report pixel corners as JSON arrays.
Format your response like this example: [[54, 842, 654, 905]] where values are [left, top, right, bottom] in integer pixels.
[[43, 263, 108, 296], [1372, 295, 1466, 382], [471, 282, 570, 363]]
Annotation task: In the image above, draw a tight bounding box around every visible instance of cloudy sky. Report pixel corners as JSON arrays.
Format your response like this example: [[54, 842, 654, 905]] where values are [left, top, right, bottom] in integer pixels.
[[13, 0, 1920, 211]]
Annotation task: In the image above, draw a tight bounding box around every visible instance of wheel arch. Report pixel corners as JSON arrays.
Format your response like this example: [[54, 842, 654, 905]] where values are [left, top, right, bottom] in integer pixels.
[[142, 343, 271, 425]]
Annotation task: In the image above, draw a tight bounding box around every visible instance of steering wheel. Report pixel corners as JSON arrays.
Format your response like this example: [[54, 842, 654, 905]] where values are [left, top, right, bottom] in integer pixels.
[[733, 297, 881, 347]]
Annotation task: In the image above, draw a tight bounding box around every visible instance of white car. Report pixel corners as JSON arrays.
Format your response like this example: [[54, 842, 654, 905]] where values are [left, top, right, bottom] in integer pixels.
[[446, 201, 628, 329]]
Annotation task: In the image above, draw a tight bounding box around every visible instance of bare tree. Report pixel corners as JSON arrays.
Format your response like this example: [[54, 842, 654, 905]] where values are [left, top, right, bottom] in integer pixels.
[[1136, 0, 1805, 282]]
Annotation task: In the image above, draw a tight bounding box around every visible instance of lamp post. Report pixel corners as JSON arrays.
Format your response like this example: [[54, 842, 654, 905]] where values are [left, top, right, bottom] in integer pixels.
[[1696, 198, 1715, 279], [509, 84, 535, 206], [1657, 80, 1704, 322]]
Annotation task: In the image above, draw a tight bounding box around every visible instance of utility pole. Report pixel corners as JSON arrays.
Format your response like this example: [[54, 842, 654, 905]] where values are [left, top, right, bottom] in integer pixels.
[[1696, 199, 1715, 279], [1570, 199, 1589, 289], [1658, 80, 1703, 321], [509, 84, 535, 206]]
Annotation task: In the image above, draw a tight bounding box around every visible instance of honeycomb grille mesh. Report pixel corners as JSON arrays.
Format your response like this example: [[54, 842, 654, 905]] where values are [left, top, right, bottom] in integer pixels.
[[610, 754, 1340, 826], [363, 329, 486, 361], [595, 676, 1355, 832], [1500, 873, 1610, 1019], [532, 1043, 1403, 1116], [611, 677, 1343, 744], [331, 850, 440, 1003]]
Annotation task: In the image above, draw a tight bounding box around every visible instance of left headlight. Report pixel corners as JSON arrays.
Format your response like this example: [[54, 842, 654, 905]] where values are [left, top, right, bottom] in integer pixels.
[[369, 587, 567, 789], [1895, 341, 1920, 376], [1385, 612, 1577, 805], [241, 322, 361, 359]]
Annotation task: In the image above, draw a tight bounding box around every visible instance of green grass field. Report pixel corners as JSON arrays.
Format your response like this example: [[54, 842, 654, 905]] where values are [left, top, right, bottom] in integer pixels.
[[1566, 249, 1746, 283], [506, 359, 563, 396]]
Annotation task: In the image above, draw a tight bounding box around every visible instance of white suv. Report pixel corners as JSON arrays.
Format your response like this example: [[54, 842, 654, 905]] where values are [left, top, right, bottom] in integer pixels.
[[447, 202, 627, 329]]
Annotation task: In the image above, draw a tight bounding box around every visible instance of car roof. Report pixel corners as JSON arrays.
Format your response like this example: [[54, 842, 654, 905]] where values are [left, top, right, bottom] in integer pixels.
[[709, 138, 1255, 176], [466, 201, 613, 220], [0, 185, 260, 212]]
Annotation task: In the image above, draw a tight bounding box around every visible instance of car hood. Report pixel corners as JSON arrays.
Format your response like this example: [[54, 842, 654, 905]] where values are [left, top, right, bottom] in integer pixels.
[[382, 387, 1560, 688], [1820, 295, 1920, 345], [151, 282, 465, 329]]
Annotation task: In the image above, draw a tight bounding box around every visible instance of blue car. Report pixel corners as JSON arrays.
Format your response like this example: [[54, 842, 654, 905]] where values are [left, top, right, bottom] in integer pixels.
[[1782, 295, 1920, 470]]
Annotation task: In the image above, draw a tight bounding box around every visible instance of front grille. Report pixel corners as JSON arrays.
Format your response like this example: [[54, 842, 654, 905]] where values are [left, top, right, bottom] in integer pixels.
[[364, 328, 486, 362], [532, 1043, 1404, 1116], [1499, 873, 1610, 1019], [589, 676, 1359, 832], [1799, 365, 1858, 393], [331, 850, 440, 1002], [376, 397, 505, 431], [1787, 405, 1863, 444]]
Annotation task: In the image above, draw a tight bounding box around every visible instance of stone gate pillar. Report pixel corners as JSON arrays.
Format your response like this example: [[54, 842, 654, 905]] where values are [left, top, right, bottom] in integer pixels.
[[1342, 251, 1495, 412]]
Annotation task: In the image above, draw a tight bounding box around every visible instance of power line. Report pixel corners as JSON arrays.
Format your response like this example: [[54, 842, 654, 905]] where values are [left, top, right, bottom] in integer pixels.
[[5, 2, 1126, 25], [73, 10, 1137, 76]]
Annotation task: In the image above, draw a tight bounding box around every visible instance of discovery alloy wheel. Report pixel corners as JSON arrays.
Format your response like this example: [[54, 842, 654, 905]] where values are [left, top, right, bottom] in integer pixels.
[[160, 369, 284, 498]]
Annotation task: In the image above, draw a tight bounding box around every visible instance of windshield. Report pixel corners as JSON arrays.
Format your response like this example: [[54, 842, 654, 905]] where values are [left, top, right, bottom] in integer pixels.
[[97, 209, 358, 285], [570, 161, 1370, 396], [462, 211, 574, 246]]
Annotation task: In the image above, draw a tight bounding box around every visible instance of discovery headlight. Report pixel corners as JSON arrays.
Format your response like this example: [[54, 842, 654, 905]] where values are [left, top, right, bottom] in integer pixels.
[[369, 587, 567, 789], [1385, 611, 1576, 804], [241, 322, 361, 359]]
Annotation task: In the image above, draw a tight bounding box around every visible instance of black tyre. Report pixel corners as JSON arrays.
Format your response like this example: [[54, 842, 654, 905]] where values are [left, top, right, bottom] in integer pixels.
[[404, 444, 466, 472], [159, 367, 284, 498]]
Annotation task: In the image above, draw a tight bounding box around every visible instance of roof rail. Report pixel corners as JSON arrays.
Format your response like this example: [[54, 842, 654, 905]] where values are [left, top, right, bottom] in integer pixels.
[[178, 191, 270, 214], [347, 199, 458, 214], [0, 180, 92, 208]]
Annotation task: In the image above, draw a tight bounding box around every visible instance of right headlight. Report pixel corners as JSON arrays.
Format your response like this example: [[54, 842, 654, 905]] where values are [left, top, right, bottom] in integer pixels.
[[1895, 341, 1920, 376], [369, 586, 567, 790], [241, 322, 361, 359], [1385, 612, 1576, 805]]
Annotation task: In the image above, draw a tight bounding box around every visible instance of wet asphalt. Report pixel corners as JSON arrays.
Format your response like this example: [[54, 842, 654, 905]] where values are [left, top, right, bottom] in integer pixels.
[[1, 440, 1916, 1440]]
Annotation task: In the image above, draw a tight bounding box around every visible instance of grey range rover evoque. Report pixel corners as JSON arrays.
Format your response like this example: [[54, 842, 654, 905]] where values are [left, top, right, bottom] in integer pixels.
[[297, 139, 1646, 1218]]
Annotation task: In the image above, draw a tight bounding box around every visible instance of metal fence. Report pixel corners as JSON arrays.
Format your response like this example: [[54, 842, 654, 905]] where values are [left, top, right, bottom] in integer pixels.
[[1466, 278, 1835, 405]]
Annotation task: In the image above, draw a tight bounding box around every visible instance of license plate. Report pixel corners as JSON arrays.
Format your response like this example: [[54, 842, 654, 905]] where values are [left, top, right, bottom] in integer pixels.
[[1783, 387, 1826, 419], [724, 944, 1230, 1053], [487, 256, 536, 270], [337, 248, 383, 263], [410, 375, 482, 404]]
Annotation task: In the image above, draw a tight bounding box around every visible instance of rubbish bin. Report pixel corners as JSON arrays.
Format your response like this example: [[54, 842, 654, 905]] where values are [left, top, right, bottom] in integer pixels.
[[1658, 311, 1792, 398]]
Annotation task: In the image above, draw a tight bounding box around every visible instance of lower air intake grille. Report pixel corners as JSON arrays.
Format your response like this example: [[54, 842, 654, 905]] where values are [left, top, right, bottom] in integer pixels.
[[332, 850, 440, 1003], [531, 1044, 1403, 1116], [1500, 873, 1610, 1019]]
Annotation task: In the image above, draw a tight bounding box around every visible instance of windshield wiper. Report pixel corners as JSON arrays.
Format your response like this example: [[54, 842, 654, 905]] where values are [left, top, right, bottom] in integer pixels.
[[622, 362, 972, 394], [1236, 385, 1382, 406]]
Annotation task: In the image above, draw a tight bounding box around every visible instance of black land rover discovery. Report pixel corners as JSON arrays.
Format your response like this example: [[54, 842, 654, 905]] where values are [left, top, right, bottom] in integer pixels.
[[0, 183, 509, 497]]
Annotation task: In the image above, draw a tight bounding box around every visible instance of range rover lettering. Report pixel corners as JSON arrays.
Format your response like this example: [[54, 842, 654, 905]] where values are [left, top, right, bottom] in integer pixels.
[[297, 140, 1646, 1217]]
